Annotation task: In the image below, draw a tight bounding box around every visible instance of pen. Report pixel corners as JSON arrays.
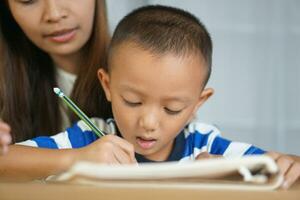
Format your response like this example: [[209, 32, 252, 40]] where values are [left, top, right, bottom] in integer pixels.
[[53, 87, 106, 137]]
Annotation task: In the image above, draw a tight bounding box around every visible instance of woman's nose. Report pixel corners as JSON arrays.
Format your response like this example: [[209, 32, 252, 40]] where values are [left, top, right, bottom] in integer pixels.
[[43, 0, 67, 23]]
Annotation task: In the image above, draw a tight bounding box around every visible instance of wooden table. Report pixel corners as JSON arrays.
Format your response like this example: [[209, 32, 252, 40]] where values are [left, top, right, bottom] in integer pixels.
[[0, 181, 299, 200]]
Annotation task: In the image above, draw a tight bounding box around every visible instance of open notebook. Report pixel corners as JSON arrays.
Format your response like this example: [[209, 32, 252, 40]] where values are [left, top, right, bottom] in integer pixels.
[[49, 155, 284, 190]]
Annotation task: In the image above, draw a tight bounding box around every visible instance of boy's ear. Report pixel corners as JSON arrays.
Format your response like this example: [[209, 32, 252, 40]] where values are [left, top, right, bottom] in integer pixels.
[[97, 68, 111, 102], [189, 88, 214, 121], [195, 88, 214, 110]]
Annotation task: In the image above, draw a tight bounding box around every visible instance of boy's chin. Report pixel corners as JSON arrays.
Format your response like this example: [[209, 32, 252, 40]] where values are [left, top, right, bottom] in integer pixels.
[[135, 147, 168, 162], [135, 147, 156, 156]]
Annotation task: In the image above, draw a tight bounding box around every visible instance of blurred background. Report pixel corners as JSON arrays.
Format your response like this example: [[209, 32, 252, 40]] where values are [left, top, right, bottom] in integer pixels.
[[106, 0, 300, 155]]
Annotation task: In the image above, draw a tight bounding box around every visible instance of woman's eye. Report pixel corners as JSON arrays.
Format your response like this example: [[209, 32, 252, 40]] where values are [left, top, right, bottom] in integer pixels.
[[123, 99, 141, 107], [18, 0, 35, 5], [164, 108, 182, 115]]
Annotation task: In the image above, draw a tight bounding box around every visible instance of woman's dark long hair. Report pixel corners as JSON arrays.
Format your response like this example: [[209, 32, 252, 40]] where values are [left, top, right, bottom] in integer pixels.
[[0, 0, 112, 143]]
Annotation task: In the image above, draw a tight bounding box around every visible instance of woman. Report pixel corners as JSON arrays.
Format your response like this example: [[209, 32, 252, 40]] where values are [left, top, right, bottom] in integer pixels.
[[0, 122, 10, 154], [0, 0, 112, 143]]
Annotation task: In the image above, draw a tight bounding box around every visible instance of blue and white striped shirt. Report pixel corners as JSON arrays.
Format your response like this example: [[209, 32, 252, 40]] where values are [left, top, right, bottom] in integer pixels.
[[17, 118, 265, 162]]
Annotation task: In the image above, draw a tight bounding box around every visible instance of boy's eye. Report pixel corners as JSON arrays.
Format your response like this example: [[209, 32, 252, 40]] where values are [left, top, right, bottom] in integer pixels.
[[164, 107, 182, 115], [123, 99, 141, 107]]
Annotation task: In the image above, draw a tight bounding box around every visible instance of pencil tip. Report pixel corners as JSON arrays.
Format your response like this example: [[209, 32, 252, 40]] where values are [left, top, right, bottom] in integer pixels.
[[53, 87, 60, 94], [53, 87, 64, 97]]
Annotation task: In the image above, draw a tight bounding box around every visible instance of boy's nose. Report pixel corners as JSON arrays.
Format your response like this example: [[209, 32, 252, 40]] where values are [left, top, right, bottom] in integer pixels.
[[43, 0, 68, 23], [139, 111, 159, 133]]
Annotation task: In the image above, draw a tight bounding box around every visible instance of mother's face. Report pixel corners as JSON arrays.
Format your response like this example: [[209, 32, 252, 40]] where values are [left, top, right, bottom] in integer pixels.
[[7, 0, 96, 57]]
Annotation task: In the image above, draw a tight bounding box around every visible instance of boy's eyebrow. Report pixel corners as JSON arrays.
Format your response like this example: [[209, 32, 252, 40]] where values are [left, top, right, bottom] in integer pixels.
[[120, 84, 144, 96], [120, 84, 192, 103], [162, 96, 192, 103]]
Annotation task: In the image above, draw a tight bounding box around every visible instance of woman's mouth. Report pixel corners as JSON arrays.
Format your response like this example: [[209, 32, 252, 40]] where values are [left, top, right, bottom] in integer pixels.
[[45, 28, 78, 43], [136, 137, 157, 150]]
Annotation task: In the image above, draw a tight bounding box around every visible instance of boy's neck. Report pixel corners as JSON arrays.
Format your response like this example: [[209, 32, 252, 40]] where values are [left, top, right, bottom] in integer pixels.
[[135, 132, 185, 163]]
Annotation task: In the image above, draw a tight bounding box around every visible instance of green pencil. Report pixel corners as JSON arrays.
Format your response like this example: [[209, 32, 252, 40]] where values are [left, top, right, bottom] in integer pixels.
[[53, 87, 106, 137]]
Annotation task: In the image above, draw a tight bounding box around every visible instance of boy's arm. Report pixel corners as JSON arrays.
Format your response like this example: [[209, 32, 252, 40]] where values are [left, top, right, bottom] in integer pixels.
[[0, 145, 77, 181], [290, 154, 300, 163], [0, 122, 88, 180], [0, 135, 136, 181], [192, 122, 300, 189]]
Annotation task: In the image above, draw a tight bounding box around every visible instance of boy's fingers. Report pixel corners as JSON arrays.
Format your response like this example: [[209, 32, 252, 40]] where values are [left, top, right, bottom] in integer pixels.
[[196, 152, 210, 159], [266, 151, 280, 161], [109, 136, 137, 163], [282, 162, 300, 189], [112, 146, 133, 164], [267, 152, 300, 189], [107, 155, 121, 165], [276, 155, 294, 175], [196, 152, 222, 160]]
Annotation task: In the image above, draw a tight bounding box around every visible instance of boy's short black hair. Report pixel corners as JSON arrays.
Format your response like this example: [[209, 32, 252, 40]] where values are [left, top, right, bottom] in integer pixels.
[[108, 5, 213, 86]]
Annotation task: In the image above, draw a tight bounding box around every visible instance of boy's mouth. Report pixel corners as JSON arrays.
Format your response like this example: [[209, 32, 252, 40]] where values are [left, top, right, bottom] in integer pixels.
[[136, 136, 157, 150]]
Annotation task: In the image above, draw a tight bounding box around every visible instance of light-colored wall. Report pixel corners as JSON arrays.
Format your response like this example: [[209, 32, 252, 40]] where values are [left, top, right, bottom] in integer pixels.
[[107, 0, 300, 155], [106, 0, 148, 34]]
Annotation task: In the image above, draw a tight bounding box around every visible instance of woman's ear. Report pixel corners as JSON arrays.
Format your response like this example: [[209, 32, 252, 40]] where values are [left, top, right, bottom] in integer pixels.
[[97, 68, 111, 102], [188, 88, 214, 121]]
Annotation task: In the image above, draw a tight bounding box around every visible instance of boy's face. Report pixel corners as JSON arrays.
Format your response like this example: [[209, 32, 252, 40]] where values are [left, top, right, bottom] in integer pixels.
[[98, 42, 213, 161]]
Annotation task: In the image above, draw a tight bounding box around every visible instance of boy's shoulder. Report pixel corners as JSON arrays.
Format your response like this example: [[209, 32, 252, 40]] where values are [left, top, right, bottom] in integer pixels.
[[185, 119, 222, 137], [183, 119, 265, 158], [73, 118, 117, 135]]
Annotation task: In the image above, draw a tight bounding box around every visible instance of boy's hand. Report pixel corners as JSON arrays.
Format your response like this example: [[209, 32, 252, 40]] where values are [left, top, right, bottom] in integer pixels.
[[196, 152, 222, 160], [0, 122, 12, 155], [76, 135, 137, 165], [267, 151, 300, 189]]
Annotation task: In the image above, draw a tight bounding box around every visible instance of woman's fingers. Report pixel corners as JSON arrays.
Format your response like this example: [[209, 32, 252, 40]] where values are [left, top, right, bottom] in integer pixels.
[[0, 122, 12, 155], [0, 134, 11, 155], [0, 122, 11, 132]]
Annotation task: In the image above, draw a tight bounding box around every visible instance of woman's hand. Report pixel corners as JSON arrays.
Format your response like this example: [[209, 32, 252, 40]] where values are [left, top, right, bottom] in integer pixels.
[[267, 151, 300, 189], [75, 134, 137, 165], [0, 121, 12, 155]]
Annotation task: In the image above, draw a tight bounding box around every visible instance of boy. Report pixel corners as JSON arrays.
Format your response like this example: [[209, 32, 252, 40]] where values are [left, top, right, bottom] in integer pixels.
[[1, 5, 299, 188]]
